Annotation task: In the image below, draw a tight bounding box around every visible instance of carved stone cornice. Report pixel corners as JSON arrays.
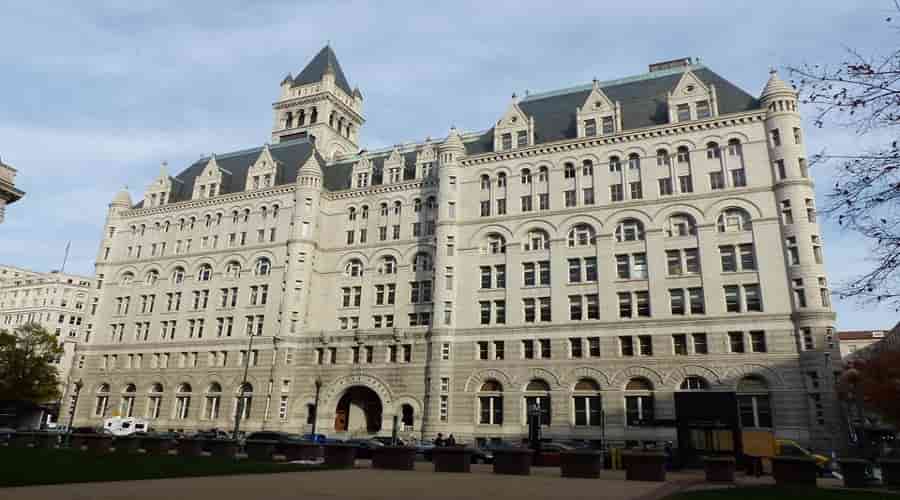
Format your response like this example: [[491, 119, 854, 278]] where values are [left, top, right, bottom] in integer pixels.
[[122, 185, 295, 219]]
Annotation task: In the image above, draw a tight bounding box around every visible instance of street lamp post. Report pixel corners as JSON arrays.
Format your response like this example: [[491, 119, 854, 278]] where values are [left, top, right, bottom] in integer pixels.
[[65, 379, 83, 446], [232, 333, 256, 440], [310, 379, 322, 437]]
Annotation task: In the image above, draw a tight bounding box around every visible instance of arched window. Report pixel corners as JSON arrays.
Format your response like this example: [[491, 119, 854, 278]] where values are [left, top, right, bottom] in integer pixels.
[[121, 272, 135, 285], [243, 208, 251, 223], [197, 264, 213, 281], [413, 198, 422, 212], [615, 219, 645, 242], [145, 270, 159, 286], [412, 253, 433, 272], [680, 376, 710, 391], [254, 257, 271, 276], [175, 383, 192, 420], [401, 404, 414, 431], [348, 207, 357, 221], [236, 383, 253, 420], [524, 379, 551, 426], [706, 141, 721, 159], [205, 382, 222, 420], [656, 149, 670, 167], [231, 210, 239, 224], [567, 224, 596, 247], [481, 174, 491, 190], [582, 159, 594, 176], [205, 214, 212, 227], [573, 378, 602, 427], [628, 153, 641, 170], [521, 168, 532, 184], [171, 267, 186, 285], [147, 383, 164, 419], [608, 156, 621, 173], [94, 383, 110, 418], [380, 202, 388, 217], [497, 172, 507, 187], [676, 145, 690, 163], [667, 213, 697, 237], [717, 208, 752, 233], [564, 162, 576, 178], [120, 384, 137, 417], [345, 259, 363, 277], [737, 376, 772, 428], [225, 261, 241, 279], [482, 233, 506, 255], [377, 256, 397, 275], [727, 138, 743, 157], [625, 377, 654, 426], [393, 201, 402, 215], [524, 229, 550, 251], [478, 380, 503, 425], [426, 196, 437, 211], [215, 212, 222, 225], [360, 205, 368, 219], [538, 166, 549, 182]]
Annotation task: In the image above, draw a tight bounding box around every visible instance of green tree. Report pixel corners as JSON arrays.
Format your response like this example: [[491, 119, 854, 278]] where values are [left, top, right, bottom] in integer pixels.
[[0, 323, 64, 402]]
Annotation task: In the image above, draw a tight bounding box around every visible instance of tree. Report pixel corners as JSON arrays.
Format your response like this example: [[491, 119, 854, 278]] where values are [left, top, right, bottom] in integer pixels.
[[789, 9, 900, 310], [838, 349, 900, 426], [0, 323, 64, 402]]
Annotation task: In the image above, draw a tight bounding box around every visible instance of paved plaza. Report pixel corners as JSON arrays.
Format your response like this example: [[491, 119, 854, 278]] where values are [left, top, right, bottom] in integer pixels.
[[4, 461, 847, 500]]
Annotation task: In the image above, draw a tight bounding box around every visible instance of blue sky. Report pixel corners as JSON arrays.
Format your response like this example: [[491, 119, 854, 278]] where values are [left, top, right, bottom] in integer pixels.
[[0, 1, 897, 330]]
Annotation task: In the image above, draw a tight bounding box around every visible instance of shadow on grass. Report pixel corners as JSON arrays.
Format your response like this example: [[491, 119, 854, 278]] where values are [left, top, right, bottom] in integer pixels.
[[665, 486, 888, 500], [0, 446, 329, 488]]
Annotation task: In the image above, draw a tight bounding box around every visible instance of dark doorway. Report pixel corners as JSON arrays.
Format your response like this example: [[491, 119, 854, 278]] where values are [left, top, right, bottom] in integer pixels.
[[674, 391, 741, 467], [334, 386, 382, 433]]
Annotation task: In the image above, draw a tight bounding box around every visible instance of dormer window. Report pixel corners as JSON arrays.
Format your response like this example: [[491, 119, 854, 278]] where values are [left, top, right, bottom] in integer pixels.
[[516, 131, 528, 148], [389, 168, 401, 183], [584, 119, 597, 137], [696, 100, 711, 119], [602, 116, 615, 135], [501, 133, 512, 151], [356, 172, 369, 188], [677, 104, 691, 122]]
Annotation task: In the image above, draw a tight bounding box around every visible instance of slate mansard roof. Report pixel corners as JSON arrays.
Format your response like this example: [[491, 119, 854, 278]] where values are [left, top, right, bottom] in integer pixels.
[[147, 62, 761, 207]]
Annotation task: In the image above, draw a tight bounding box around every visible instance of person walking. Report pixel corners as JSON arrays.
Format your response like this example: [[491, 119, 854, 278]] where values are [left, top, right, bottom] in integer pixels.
[[434, 433, 445, 447], [446, 434, 456, 447]]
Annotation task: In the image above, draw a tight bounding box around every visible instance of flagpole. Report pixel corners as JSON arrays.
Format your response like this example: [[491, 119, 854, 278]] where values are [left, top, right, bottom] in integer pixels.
[[61, 241, 70, 273]]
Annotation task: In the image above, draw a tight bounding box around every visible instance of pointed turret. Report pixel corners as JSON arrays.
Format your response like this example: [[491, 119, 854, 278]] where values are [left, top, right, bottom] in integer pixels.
[[761, 69, 794, 99], [292, 45, 353, 95], [111, 187, 132, 208], [298, 148, 324, 179]]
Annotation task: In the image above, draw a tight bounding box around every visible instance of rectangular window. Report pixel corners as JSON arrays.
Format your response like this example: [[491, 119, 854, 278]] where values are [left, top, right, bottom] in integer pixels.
[[729, 331, 745, 353], [493, 340, 504, 360], [732, 169, 747, 187], [479, 301, 491, 325], [770, 128, 781, 147], [520, 195, 533, 212], [629, 182, 643, 200], [618, 292, 632, 318], [538, 261, 550, 286], [568, 259, 582, 283], [745, 284, 762, 312], [739, 244, 756, 270], [673, 334, 688, 355], [522, 339, 535, 359], [569, 295, 583, 320], [670, 289, 685, 315], [636, 291, 650, 317], [724, 285, 741, 312], [516, 130, 528, 147], [588, 337, 601, 357], [709, 171, 725, 190], [601, 116, 615, 135], [658, 178, 673, 196], [539, 338, 551, 359], [564, 190, 577, 207], [539, 297, 551, 322], [679, 175, 693, 193], [689, 287, 705, 314], [495, 300, 506, 324], [638, 335, 653, 356], [677, 103, 691, 122], [586, 294, 599, 319], [750, 331, 767, 353], [666, 250, 683, 276], [696, 100, 711, 119], [523, 262, 535, 286], [523, 298, 536, 323], [570, 338, 583, 358], [501, 133, 512, 150], [620, 336, 634, 357], [480, 266, 492, 289], [693, 333, 708, 354], [610, 184, 623, 202], [616, 254, 631, 279], [584, 119, 597, 137], [496, 198, 506, 215], [583, 188, 595, 205]]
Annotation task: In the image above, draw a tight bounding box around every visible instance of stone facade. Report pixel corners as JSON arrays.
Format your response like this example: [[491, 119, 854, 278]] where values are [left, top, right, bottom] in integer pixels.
[[0, 265, 94, 423], [0, 156, 24, 224], [68, 48, 841, 452]]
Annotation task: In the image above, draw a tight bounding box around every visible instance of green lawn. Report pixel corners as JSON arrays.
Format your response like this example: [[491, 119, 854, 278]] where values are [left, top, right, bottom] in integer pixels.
[[667, 486, 887, 500], [0, 446, 326, 488]]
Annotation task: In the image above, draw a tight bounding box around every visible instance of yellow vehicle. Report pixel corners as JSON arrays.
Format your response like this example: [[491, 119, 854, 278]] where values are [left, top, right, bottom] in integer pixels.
[[776, 439, 830, 469]]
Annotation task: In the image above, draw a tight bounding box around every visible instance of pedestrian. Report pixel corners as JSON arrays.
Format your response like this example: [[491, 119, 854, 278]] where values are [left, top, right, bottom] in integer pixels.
[[446, 434, 456, 447], [434, 433, 445, 447]]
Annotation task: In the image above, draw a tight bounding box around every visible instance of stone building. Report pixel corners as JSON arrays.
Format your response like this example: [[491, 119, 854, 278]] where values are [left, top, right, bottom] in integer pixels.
[[0, 156, 24, 223], [0, 265, 94, 425], [68, 47, 841, 455]]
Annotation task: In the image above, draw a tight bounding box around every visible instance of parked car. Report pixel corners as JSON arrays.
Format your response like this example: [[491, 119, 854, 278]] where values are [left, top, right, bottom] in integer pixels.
[[532, 442, 575, 467], [470, 447, 494, 464], [69, 426, 107, 435], [193, 429, 231, 440], [370, 436, 406, 447], [346, 438, 384, 459], [0, 427, 15, 444]]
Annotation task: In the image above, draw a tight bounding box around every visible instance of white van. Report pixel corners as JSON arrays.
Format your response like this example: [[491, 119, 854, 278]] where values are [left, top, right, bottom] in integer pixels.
[[103, 417, 149, 436]]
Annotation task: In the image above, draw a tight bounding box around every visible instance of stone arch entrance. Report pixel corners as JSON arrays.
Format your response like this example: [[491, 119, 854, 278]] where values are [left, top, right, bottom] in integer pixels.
[[334, 386, 383, 433]]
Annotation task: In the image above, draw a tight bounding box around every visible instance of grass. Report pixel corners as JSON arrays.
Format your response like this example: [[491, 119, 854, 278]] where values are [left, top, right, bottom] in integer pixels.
[[666, 486, 888, 500], [0, 446, 327, 488]]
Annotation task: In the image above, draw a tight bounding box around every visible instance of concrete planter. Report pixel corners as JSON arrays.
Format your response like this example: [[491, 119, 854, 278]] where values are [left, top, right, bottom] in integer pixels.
[[623, 451, 667, 482], [323, 443, 357, 469], [178, 438, 208, 457], [372, 446, 416, 470], [560, 449, 605, 479], [282, 442, 323, 461], [69, 433, 90, 451], [139, 436, 177, 456], [10, 432, 37, 448], [838, 458, 869, 488], [204, 439, 239, 459], [113, 437, 141, 454], [881, 458, 900, 489], [703, 456, 736, 483], [432, 447, 474, 473], [244, 439, 278, 461], [84, 435, 114, 454], [771, 456, 817, 487], [492, 448, 533, 476]]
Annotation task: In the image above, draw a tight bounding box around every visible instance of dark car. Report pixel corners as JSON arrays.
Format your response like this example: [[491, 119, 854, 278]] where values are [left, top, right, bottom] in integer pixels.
[[194, 429, 231, 440], [69, 426, 104, 435], [244, 431, 299, 443], [346, 438, 384, 459], [370, 436, 405, 447]]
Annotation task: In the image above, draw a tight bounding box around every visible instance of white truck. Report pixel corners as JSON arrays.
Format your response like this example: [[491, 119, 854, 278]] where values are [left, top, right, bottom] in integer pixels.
[[102, 417, 149, 436]]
